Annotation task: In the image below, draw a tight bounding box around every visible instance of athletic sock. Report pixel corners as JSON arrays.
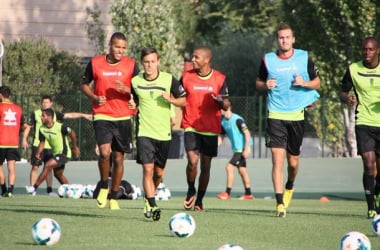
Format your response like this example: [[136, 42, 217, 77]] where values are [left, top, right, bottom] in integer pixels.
[[147, 197, 156, 207], [363, 174, 376, 210], [196, 190, 206, 202], [100, 180, 109, 189], [275, 193, 283, 205], [187, 181, 196, 194], [1, 184, 7, 194], [375, 175, 380, 196], [33, 184, 39, 191], [7, 185, 14, 193], [47, 187, 53, 194], [226, 187, 232, 195], [285, 181, 294, 190], [245, 188, 252, 195], [110, 190, 118, 200]]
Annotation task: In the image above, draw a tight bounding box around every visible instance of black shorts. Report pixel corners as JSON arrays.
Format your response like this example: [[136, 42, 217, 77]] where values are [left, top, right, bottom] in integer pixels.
[[0, 148, 20, 164], [136, 137, 170, 167], [51, 154, 69, 168], [93, 119, 132, 153], [30, 146, 54, 166], [265, 118, 304, 156], [355, 125, 380, 155], [184, 131, 218, 157], [229, 152, 247, 167]]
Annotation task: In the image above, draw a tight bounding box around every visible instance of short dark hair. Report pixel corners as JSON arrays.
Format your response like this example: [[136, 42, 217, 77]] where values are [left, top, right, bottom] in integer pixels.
[[109, 32, 127, 45], [0, 85, 11, 98], [42, 108, 55, 119], [140, 47, 159, 61], [276, 23, 294, 37], [41, 95, 53, 102], [363, 36, 379, 49]]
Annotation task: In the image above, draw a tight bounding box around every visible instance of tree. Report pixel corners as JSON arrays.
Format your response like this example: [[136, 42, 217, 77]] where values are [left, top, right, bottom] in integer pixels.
[[85, 3, 107, 55], [109, 0, 184, 77]]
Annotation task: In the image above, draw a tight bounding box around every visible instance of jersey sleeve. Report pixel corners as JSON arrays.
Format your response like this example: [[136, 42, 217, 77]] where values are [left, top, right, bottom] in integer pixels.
[[38, 128, 45, 142], [61, 124, 72, 135], [219, 77, 229, 96], [170, 76, 186, 98], [56, 112, 64, 122], [82, 61, 93, 84], [257, 57, 268, 81], [236, 119, 249, 132], [341, 68, 353, 92], [28, 112, 36, 126], [307, 57, 319, 80]]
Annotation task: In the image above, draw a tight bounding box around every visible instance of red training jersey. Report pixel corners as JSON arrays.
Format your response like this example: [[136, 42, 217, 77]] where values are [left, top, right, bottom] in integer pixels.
[[91, 55, 136, 118], [0, 103, 24, 148], [181, 69, 227, 134]]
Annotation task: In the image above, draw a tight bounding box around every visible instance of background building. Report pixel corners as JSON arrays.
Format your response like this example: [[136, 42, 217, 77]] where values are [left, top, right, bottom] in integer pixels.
[[0, 0, 113, 58]]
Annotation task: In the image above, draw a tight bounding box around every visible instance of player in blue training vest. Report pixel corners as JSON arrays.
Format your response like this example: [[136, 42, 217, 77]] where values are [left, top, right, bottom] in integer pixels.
[[256, 23, 321, 218], [216, 103, 254, 200]]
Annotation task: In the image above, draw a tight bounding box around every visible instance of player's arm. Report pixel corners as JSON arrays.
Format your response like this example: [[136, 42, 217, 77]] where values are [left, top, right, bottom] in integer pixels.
[[256, 58, 269, 91], [339, 68, 356, 106], [237, 119, 251, 159], [63, 112, 92, 121], [66, 126, 80, 158], [36, 130, 46, 160], [294, 58, 320, 89], [81, 62, 106, 106], [212, 79, 229, 111], [22, 113, 35, 150], [163, 76, 186, 108]]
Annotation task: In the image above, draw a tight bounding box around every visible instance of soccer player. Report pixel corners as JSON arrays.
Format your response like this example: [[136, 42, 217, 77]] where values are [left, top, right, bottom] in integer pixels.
[[256, 23, 320, 217], [181, 46, 230, 212], [22, 95, 92, 196], [131, 47, 186, 221], [216, 102, 254, 200], [340, 36, 380, 219], [81, 32, 139, 210], [25, 108, 79, 194], [0, 86, 27, 197]]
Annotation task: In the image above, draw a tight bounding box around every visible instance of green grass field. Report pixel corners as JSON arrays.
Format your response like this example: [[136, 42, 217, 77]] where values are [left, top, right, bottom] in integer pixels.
[[1, 194, 379, 250]]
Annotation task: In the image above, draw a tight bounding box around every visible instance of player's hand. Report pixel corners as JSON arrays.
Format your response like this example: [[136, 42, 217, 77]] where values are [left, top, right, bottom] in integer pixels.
[[96, 96, 106, 106], [128, 94, 136, 109], [293, 74, 305, 87], [162, 92, 171, 103], [115, 80, 131, 94], [22, 140, 29, 150], [347, 95, 356, 106], [72, 147, 80, 158], [266, 78, 277, 90]]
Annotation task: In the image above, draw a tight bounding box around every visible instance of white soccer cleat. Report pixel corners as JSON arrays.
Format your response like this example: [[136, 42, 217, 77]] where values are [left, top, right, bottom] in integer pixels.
[[25, 185, 36, 195]]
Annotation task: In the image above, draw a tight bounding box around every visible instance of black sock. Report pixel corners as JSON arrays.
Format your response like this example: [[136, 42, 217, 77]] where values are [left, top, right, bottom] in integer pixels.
[[226, 187, 232, 195], [245, 188, 251, 195], [33, 184, 39, 191], [8, 185, 13, 193], [110, 190, 118, 200], [363, 174, 376, 210], [285, 181, 294, 190], [1, 184, 7, 194], [187, 181, 196, 194], [100, 180, 109, 189], [47, 187, 53, 193], [147, 197, 156, 207], [196, 190, 206, 205], [275, 193, 283, 205], [375, 175, 380, 196]]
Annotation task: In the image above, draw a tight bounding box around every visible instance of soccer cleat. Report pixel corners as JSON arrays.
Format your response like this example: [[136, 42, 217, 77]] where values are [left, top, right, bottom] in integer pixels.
[[110, 199, 120, 210], [152, 206, 161, 221], [276, 204, 286, 218], [239, 194, 255, 200], [367, 210, 377, 219], [96, 188, 109, 208], [144, 198, 152, 218], [216, 191, 231, 200], [375, 195, 380, 209], [283, 188, 294, 208], [184, 191, 196, 210]]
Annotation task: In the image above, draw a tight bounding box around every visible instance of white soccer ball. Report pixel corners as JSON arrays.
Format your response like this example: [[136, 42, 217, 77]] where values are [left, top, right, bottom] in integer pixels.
[[372, 214, 380, 236], [66, 184, 84, 199], [31, 218, 61, 246], [81, 184, 95, 198], [131, 184, 142, 200], [168, 212, 196, 238], [57, 184, 69, 198], [340, 231, 371, 250], [218, 244, 244, 250], [155, 186, 171, 200]]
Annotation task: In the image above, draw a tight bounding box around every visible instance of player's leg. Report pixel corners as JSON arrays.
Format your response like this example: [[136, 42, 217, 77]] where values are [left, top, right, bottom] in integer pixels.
[[6, 160, 16, 196], [43, 149, 55, 195], [216, 161, 234, 200], [194, 134, 218, 211], [26, 158, 57, 194], [53, 165, 68, 184], [184, 132, 199, 210], [0, 149, 7, 195], [237, 161, 254, 200]]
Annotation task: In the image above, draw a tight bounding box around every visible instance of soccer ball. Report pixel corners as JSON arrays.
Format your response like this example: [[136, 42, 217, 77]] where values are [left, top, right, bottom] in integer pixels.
[[340, 231, 371, 250], [155, 182, 171, 200], [372, 214, 380, 236], [168, 212, 196, 238], [31, 218, 61, 246], [218, 244, 244, 250], [66, 184, 84, 199], [81, 184, 96, 198], [131, 184, 142, 200], [57, 184, 69, 198]]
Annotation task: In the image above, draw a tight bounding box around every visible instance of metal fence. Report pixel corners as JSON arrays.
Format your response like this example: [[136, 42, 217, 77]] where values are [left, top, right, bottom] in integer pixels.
[[17, 93, 328, 161]]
